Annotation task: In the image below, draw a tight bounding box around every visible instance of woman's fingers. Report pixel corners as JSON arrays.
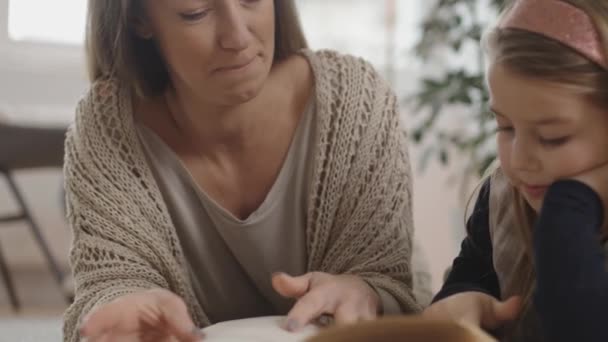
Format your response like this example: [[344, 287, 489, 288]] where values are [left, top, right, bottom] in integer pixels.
[[333, 302, 362, 326], [79, 289, 203, 342], [285, 289, 333, 332], [80, 300, 128, 339], [154, 291, 205, 342], [272, 272, 313, 299], [275, 272, 380, 332]]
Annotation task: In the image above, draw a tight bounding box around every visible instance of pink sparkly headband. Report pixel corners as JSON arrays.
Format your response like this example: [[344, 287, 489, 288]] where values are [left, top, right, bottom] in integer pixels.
[[500, 0, 608, 69]]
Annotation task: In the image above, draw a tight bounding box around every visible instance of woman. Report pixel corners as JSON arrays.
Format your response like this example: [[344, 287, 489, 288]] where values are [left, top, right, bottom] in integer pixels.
[[64, 1, 419, 341]]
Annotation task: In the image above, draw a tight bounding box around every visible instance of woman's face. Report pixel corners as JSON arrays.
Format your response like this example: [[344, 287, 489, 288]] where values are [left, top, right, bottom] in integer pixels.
[[488, 63, 608, 212], [139, 0, 276, 105]]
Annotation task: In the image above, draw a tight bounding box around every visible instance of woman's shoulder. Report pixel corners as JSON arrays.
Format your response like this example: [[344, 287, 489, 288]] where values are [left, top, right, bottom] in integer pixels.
[[300, 49, 396, 123], [67, 77, 136, 162], [71, 77, 133, 137], [75, 77, 129, 123], [302, 49, 374, 69], [300, 49, 388, 90]]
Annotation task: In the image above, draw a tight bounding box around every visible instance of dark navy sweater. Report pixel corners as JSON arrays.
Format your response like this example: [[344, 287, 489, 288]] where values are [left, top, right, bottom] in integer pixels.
[[433, 179, 608, 341]]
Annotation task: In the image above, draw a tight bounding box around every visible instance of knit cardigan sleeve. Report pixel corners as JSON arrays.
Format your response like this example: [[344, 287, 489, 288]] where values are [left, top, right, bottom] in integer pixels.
[[62, 80, 207, 342], [303, 50, 420, 314]]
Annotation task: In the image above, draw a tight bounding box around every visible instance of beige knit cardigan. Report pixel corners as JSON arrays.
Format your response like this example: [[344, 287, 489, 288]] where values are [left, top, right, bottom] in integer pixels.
[[62, 50, 420, 341]]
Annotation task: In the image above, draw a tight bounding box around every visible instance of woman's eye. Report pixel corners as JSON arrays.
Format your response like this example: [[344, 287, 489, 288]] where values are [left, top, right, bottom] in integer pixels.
[[180, 9, 210, 21]]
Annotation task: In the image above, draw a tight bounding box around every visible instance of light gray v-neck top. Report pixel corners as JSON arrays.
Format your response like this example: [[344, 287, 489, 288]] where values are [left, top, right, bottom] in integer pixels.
[[137, 101, 316, 323], [136, 98, 401, 323]]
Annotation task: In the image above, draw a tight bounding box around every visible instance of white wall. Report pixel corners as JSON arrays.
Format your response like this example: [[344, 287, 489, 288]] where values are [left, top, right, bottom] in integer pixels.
[[0, 0, 84, 272], [0, 0, 472, 293], [0, 0, 86, 124]]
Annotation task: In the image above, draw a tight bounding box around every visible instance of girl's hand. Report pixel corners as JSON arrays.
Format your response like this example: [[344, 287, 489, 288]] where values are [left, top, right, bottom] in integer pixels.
[[422, 292, 522, 331]]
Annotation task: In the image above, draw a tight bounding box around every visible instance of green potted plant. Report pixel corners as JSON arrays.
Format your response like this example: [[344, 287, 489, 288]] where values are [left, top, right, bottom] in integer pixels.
[[411, 0, 507, 180]]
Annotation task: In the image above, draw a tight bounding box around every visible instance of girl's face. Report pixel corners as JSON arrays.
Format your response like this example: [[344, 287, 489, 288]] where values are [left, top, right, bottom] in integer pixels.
[[488, 63, 608, 212]]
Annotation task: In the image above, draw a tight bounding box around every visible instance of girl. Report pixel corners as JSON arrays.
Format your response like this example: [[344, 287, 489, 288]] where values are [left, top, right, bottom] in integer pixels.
[[424, 0, 608, 341]]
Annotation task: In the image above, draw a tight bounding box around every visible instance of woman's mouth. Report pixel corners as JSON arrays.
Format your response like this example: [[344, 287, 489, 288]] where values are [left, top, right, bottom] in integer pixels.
[[214, 56, 257, 73]]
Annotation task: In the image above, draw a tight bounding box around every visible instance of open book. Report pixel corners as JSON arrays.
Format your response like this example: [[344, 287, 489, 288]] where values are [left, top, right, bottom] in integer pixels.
[[201, 316, 496, 342], [201, 316, 319, 342]]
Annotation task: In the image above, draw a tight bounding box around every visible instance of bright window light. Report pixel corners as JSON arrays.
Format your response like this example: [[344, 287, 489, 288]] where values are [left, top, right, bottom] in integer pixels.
[[8, 0, 87, 45]]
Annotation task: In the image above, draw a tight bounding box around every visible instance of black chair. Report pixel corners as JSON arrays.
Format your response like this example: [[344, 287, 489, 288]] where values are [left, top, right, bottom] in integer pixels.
[[0, 122, 70, 311]]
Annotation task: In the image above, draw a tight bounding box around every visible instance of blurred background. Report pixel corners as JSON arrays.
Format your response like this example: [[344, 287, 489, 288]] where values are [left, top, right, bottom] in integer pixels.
[[0, 0, 503, 340]]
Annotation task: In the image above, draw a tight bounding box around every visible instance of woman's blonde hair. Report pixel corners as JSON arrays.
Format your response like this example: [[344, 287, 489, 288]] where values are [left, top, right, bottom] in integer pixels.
[[85, 0, 308, 97], [481, 0, 608, 331]]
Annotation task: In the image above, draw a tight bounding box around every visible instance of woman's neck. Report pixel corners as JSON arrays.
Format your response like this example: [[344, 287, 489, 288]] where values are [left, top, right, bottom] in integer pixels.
[[167, 77, 285, 153], [166, 55, 312, 160]]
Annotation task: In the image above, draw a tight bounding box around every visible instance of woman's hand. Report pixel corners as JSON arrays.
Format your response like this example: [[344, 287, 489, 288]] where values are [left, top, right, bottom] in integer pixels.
[[422, 292, 521, 331], [79, 288, 204, 342], [272, 272, 380, 332]]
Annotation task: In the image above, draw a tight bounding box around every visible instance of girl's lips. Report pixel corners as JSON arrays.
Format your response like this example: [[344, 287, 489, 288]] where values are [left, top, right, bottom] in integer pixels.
[[522, 184, 548, 198]]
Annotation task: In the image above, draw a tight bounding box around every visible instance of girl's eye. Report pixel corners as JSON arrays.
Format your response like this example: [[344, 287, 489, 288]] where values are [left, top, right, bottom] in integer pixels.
[[496, 126, 514, 134], [539, 136, 570, 147]]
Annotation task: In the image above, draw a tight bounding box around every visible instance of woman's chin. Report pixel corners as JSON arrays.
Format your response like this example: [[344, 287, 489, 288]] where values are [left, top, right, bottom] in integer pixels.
[[220, 84, 265, 106]]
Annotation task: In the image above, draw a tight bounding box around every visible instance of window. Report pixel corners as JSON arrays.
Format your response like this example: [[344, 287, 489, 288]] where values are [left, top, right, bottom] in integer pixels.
[[8, 0, 87, 45], [2, 0, 424, 82], [6, 0, 422, 56], [297, 0, 422, 70], [295, 0, 424, 92]]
